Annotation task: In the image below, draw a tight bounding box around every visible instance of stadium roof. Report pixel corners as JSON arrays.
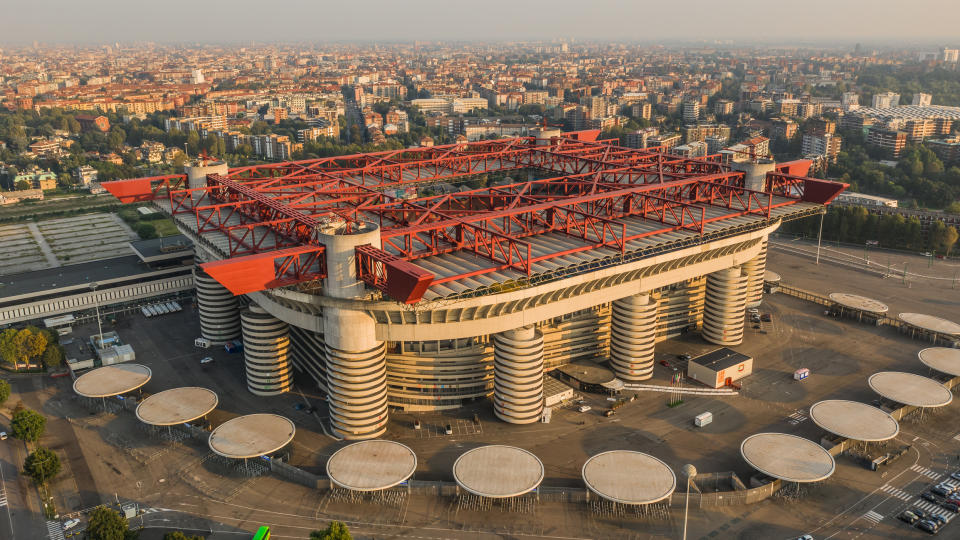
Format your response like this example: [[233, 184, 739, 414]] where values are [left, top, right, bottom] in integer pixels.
[[102, 134, 846, 304]]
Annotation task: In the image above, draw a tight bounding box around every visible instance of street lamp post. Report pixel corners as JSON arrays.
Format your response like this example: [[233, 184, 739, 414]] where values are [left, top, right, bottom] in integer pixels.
[[89, 282, 104, 350], [815, 211, 825, 265], [681, 463, 697, 540]]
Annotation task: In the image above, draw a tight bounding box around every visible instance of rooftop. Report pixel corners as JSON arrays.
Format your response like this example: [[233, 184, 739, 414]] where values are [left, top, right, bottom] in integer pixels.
[[581, 451, 676, 505], [690, 347, 752, 372], [326, 440, 417, 492], [740, 433, 835, 483], [135, 387, 218, 426], [898, 313, 960, 336], [867, 371, 953, 407], [808, 400, 899, 442], [73, 363, 152, 398], [828, 293, 889, 314], [208, 414, 295, 459], [918, 347, 960, 377], [453, 445, 544, 498], [129, 234, 193, 263]]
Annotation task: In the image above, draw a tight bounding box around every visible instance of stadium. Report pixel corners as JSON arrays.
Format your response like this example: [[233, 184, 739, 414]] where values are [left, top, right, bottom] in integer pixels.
[[102, 129, 846, 439]]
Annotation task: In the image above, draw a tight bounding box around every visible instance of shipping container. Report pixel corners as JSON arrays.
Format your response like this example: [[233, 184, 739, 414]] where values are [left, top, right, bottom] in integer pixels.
[[695, 412, 713, 427]]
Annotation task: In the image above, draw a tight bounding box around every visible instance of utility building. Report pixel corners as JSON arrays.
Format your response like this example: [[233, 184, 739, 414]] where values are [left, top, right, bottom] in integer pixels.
[[687, 348, 753, 388]]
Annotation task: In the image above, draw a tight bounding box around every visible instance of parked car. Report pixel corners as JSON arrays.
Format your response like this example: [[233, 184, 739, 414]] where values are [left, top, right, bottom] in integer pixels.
[[793, 536, 813, 540], [200, 356, 214, 365], [951, 471, 960, 481], [912, 508, 928, 520], [916, 519, 938, 534], [63, 519, 81, 530], [660, 360, 672, 367], [941, 501, 960, 513], [761, 313, 772, 322], [931, 485, 951, 497], [578, 405, 592, 413], [929, 514, 947, 526], [677, 353, 692, 361], [747, 308, 759, 315], [603, 410, 615, 417], [898, 510, 919, 524], [922, 492, 940, 503], [444, 424, 453, 435], [0, 431, 6, 441]]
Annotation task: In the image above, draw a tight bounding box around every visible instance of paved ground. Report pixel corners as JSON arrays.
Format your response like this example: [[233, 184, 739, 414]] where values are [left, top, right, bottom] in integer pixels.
[[4, 248, 959, 540]]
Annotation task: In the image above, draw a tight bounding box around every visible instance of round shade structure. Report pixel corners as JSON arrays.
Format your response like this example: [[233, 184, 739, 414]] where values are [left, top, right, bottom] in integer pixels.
[[135, 387, 218, 426], [828, 293, 888, 314], [73, 363, 152, 398], [581, 450, 677, 505], [918, 347, 960, 377], [763, 270, 781, 283], [326, 440, 417, 492], [208, 414, 295, 459], [899, 313, 960, 336], [868, 371, 953, 408], [453, 445, 544, 498], [740, 433, 835, 483], [808, 400, 899, 442]]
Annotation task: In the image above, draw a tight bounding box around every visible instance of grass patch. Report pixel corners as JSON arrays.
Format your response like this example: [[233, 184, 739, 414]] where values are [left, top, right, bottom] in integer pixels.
[[153, 217, 180, 237]]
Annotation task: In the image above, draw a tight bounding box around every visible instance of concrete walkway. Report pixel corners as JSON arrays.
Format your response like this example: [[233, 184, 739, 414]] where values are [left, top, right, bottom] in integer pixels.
[[26, 221, 60, 268]]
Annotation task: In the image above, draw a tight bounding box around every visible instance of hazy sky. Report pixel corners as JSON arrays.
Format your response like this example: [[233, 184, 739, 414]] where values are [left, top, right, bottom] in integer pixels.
[[4, 0, 959, 46]]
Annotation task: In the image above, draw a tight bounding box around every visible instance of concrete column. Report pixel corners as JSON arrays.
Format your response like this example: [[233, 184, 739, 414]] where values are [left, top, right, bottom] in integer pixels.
[[241, 304, 293, 396], [743, 239, 768, 309], [609, 293, 658, 382], [702, 267, 748, 346], [317, 221, 388, 439], [732, 160, 777, 192], [493, 325, 544, 424], [193, 266, 241, 344]]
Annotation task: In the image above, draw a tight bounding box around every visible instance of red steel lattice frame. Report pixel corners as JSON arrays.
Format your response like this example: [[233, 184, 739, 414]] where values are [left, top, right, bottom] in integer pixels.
[[101, 134, 846, 303]]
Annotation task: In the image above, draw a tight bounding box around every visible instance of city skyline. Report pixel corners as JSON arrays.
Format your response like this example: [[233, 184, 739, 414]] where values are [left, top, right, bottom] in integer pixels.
[[4, 0, 960, 46]]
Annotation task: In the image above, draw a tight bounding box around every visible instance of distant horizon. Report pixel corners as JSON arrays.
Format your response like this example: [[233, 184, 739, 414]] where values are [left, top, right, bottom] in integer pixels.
[[3, 0, 960, 47]]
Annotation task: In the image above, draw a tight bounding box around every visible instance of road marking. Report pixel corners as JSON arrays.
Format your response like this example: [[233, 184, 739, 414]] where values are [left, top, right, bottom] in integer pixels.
[[953, 433, 960, 442], [787, 409, 808, 425], [910, 464, 942, 480], [880, 484, 913, 502], [861, 510, 883, 524], [0, 488, 6, 507], [47, 520, 65, 540]]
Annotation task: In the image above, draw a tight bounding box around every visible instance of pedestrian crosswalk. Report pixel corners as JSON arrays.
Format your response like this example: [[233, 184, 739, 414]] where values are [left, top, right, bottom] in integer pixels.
[[881, 484, 913, 501], [861, 510, 884, 524], [911, 464, 942, 480], [46, 520, 65, 540], [0, 488, 7, 507], [787, 409, 808, 425]]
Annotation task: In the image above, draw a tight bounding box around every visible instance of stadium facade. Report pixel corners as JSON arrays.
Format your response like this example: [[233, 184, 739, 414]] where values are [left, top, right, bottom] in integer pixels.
[[103, 130, 845, 439]]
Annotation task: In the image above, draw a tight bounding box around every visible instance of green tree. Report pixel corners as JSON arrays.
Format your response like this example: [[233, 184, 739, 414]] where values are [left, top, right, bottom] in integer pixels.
[[0, 379, 10, 405], [0, 328, 47, 368], [41, 344, 64, 368], [944, 226, 959, 256], [14, 180, 30, 190], [163, 532, 204, 540], [310, 521, 352, 540], [86, 506, 134, 540], [23, 446, 60, 485], [136, 223, 157, 239], [10, 408, 46, 442]]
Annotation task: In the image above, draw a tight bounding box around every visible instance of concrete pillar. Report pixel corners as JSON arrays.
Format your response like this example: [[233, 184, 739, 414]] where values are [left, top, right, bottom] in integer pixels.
[[609, 293, 658, 382], [493, 325, 544, 424], [731, 160, 777, 192], [743, 240, 768, 309], [193, 266, 241, 344], [241, 305, 293, 396], [702, 267, 748, 346], [184, 160, 229, 189], [317, 221, 388, 439]]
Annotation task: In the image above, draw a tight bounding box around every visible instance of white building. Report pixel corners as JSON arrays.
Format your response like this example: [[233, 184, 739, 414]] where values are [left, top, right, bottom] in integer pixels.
[[872, 92, 900, 109], [841, 92, 860, 111], [912, 93, 932, 107], [191, 69, 205, 84]]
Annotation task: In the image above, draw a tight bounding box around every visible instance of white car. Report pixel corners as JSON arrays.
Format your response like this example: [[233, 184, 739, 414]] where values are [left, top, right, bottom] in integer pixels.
[[63, 518, 80, 530], [200, 357, 214, 365], [0, 431, 6, 440]]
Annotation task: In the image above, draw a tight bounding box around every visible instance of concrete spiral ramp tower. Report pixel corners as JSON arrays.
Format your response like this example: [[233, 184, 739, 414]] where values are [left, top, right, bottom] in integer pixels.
[[493, 326, 544, 424], [609, 293, 658, 382], [241, 305, 293, 396], [194, 265, 241, 345], [743, 240, 768, 308], [702, 266, 748, 346]]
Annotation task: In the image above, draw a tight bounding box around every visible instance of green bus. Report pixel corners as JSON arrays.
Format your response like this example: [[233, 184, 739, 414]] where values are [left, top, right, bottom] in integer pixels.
[[252, 526, 270, 540]]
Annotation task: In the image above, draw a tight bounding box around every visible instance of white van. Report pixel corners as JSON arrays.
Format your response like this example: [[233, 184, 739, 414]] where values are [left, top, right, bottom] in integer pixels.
[[578, 405, 592, 413]]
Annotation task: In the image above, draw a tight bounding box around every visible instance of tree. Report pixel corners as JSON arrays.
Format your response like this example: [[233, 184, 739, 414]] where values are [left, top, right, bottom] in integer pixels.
[[944, 226, 959, 256], [23, 446, 60, 485], [86, 506, 133, 540], [163, 532, 204, 540], [10, 408, 46, 442], [136, 223, 157, 239], [0, 328, 48, 369], [41, 344, 64, 368], [0, 379, 9, 405], [14, 180, 30, 190], [310, 521, 352, 540]]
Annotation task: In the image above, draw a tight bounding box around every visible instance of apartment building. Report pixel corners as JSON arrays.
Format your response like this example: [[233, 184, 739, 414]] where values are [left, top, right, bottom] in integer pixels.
[[770, 119, 798, 140], [682, 124, 731, 143], [682, 101, 700, 123], [714, 99, 734, 116], [801, 132, 842, 163], [912, 93, 933, 107], [164, 115, 228, 132], [872, 92, 900, 109], [926, 135, 960, 164], [867, 127, 907, 158], [623, 128, 658, 149]]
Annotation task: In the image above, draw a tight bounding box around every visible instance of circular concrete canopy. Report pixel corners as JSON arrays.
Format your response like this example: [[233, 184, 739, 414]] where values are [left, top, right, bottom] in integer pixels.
[[828, 293, 889, 313], [581, 450, 677, 505], [899, 313, 960, 336], [764, 270, 781, 282], [868, 371, 953, 407], [208, 414, 295, 459], [809, 400, 899, 442], [741, 433, 835, 483], [919, 347, 960, 376], [135, 387, 218, 426], [454, 445, 544, 498], [326, 440, 417, 492], [72, 363, 152, 398]]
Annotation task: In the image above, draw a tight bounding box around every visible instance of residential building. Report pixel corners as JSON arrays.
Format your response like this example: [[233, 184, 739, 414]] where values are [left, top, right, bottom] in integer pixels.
[[682, 101, 700, 123], [165, 115, 228, 132], [705, 135, 727, 155], [841, 92, 860, 111], [682, 124, 731, 143], [623, 128, 658, 149], [13, 168, 57, 190], [714, 100, 734, 116], [770, 119, 798, 140], [926, 135, 960, 164], [671, 141, 708, 158], [74, 165, 98, 186], [631, 102, 652, 120], [866, 127, 907, 158], [871, 92, 900, 109], [28, 139, 61, 158], [647, 133, 681, 150], [912, 93, 932, 107], [801, 132, 842, 163]]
